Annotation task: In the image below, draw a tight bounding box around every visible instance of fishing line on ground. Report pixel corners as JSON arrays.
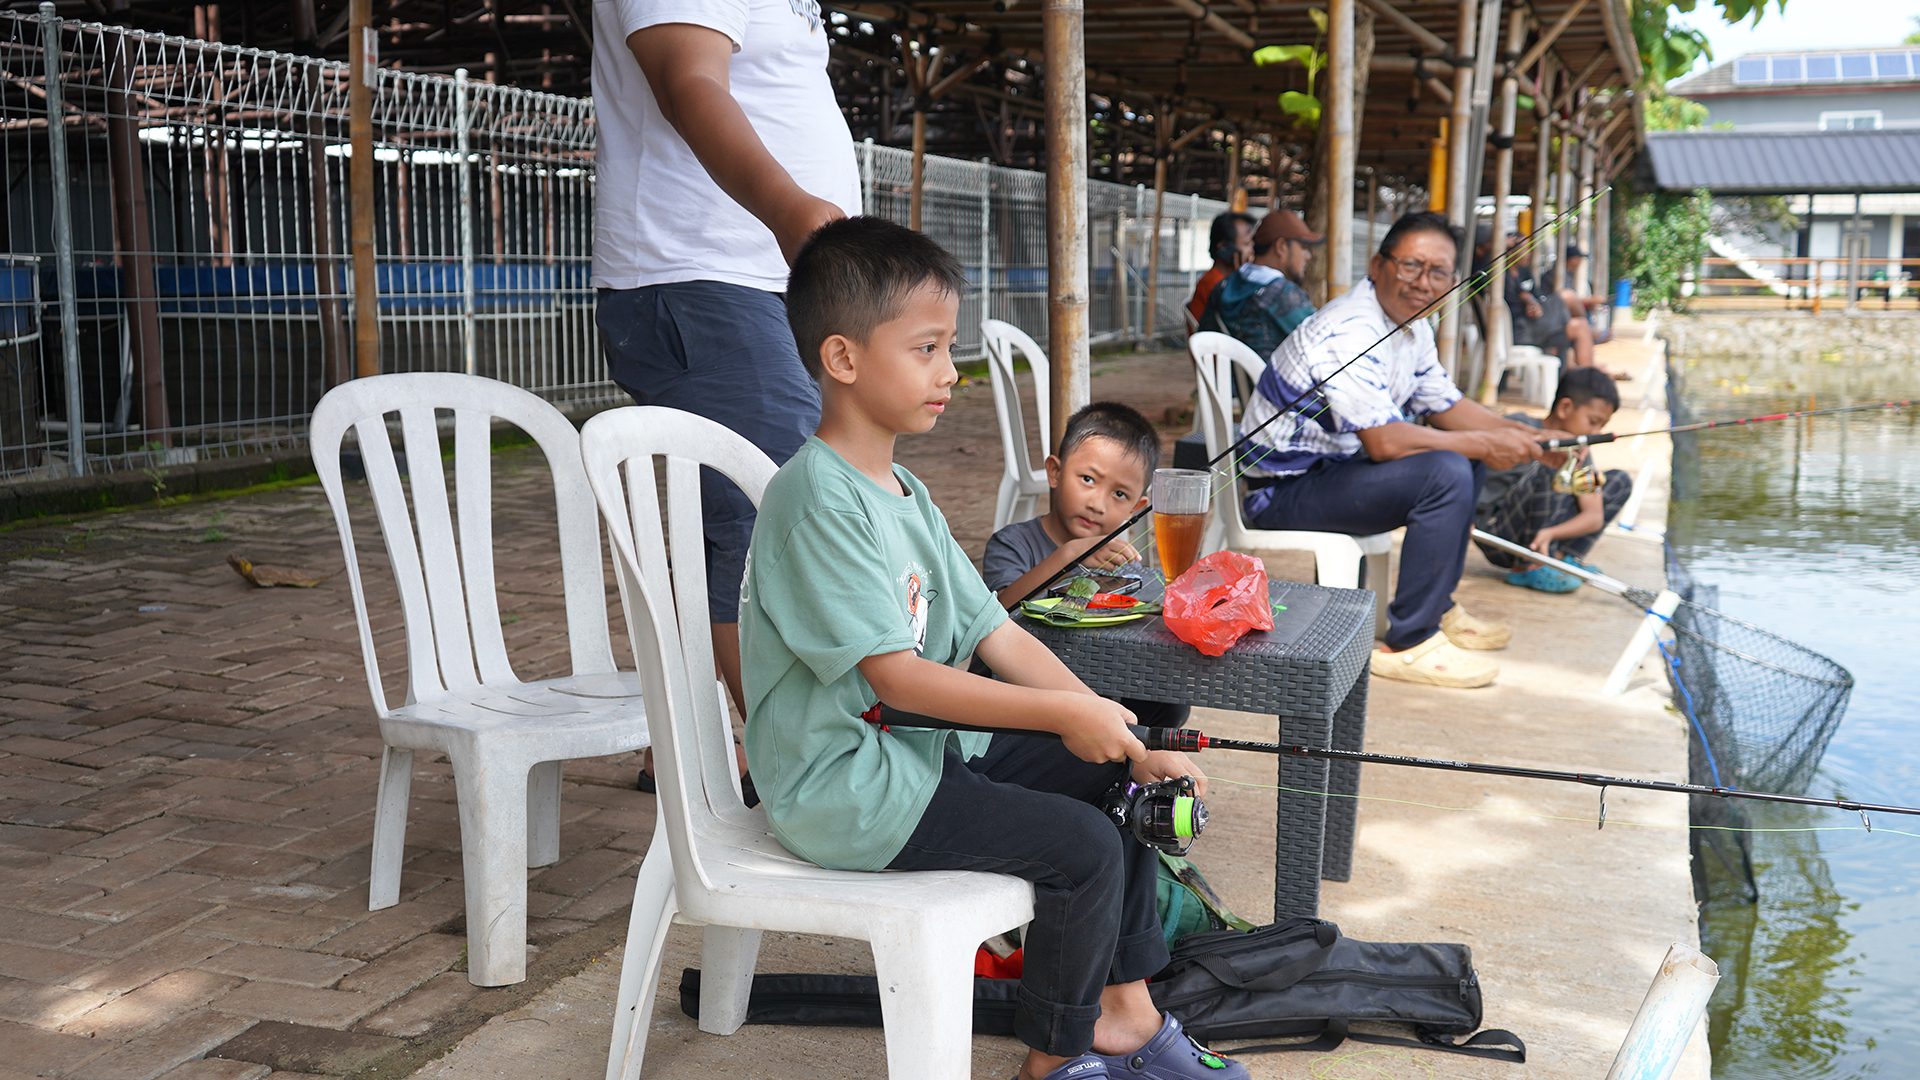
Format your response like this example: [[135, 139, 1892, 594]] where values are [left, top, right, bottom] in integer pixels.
[[1203, 774, 1920, 840]]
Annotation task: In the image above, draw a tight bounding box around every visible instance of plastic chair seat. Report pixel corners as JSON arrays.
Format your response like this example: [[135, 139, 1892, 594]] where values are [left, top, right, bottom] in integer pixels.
[[581, 406, 1035, 1080], [380, 672, 645, 745]]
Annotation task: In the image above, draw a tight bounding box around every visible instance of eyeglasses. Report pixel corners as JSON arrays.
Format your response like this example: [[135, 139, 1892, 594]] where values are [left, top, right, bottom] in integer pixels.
[[1383, 256, 1458, 288]]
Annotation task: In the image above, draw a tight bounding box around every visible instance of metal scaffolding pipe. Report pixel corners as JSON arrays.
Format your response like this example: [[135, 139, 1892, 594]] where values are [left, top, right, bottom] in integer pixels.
[[1043, 0, 1091, 434]]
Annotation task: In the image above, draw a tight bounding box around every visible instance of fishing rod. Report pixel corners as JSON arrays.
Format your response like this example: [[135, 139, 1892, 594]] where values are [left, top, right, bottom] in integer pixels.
[[872, 707, 1920, 821], [1541, 399, 1915, 450], [1013, 190, 1606, 608]]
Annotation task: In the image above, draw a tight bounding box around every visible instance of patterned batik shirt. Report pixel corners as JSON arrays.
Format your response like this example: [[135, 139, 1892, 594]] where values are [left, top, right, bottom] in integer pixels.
[[1238, 278, 1462, 479]]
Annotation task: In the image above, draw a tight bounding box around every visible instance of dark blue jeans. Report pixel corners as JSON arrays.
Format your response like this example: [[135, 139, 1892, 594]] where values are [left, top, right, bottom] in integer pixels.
[[595, 282, 821, 623], [887, 735, 1167, 1057], [1246, 451, 1485, 651]]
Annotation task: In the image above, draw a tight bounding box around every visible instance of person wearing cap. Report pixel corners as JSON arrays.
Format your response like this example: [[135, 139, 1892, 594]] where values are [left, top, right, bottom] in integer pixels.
[[1186, 211, 1256, 328], [1198, 209, 1323, 360]]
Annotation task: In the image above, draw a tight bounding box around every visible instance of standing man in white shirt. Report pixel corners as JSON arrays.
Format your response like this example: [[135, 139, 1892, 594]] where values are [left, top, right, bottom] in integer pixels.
[[591, 0, 859, 732]]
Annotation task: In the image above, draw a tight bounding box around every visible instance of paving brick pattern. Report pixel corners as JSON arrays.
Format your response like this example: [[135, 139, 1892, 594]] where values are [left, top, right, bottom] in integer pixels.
[[0, 353, 1196, 1079]]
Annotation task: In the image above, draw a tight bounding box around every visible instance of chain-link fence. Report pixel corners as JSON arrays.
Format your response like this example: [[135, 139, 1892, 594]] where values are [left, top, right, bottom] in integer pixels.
[[0, 9, 1379, 483]]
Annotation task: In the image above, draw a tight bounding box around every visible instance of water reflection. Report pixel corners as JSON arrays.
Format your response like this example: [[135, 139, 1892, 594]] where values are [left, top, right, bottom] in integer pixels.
[[1668, 349, 1919, 1079]]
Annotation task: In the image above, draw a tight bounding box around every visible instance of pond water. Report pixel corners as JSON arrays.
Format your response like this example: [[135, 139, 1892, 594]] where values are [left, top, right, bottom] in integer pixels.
[[1663, 350, 1920, 1079]]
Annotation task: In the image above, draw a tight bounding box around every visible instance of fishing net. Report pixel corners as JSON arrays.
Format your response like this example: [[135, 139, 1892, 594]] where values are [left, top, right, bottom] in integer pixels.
[[1659, 548, 1855, 902]]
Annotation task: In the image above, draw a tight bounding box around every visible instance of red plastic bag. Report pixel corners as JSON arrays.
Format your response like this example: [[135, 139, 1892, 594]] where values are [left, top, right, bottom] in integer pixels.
[[1161, 550, 1273, 657]]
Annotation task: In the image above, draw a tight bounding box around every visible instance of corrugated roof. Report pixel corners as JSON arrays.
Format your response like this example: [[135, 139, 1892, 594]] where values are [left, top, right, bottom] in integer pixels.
[[1645, 128, 1920, 194]]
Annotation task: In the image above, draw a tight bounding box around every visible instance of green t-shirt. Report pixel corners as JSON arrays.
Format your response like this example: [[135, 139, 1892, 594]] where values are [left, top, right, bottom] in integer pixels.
[[740, 437, 1009, 871]]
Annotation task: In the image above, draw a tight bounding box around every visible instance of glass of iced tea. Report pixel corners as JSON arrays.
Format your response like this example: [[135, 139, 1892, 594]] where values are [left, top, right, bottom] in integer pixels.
[[1151, 468, 1211, 581]]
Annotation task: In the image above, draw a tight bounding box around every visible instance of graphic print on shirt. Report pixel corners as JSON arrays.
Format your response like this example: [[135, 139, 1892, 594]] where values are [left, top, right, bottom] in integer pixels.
[[900, 561, 932, 654], [788, 0, 823, 34]]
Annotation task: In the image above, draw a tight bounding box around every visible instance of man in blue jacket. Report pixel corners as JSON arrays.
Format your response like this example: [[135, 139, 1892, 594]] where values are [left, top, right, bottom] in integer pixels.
[[1200, 209, 1322, 358]]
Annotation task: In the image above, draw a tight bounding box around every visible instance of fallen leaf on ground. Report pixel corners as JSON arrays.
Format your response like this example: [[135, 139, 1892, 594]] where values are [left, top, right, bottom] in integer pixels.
[[228, 554, 325, 588]]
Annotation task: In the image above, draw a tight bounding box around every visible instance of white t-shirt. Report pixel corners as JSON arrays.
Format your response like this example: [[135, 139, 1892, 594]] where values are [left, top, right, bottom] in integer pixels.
[[590, 0, 861, 292]]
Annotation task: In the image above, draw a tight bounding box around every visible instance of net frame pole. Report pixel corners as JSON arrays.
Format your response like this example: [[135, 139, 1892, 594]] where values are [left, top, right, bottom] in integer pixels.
[[1603, 588, 1682, 697]]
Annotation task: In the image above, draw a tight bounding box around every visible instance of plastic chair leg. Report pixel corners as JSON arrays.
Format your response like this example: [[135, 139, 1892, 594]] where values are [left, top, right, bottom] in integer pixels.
[[1362, 551, 1391, 640], [527, 760, 562, 868], [696, 925, 765, 1036], [369, 745, 413, 911], [994, 475, 1019, 534], [1314, 543, 1363, 590], [873, 933, 980, 1080], [605, 838, 678, 1080], [450, 752, 530, 987]]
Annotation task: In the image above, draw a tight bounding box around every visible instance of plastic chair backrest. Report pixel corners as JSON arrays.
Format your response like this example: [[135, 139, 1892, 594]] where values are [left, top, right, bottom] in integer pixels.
[[980, 319, 1052, 479], [309, 372, 614, 715], [580, 407, 780, 901]]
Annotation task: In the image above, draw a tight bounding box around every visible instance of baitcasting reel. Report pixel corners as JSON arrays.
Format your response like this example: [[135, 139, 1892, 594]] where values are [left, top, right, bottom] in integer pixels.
[[1100, 776, 1208, 856]]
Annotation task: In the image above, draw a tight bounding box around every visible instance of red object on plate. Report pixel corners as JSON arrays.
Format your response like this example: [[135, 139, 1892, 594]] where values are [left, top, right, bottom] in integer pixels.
[[1087, 593, 1142, 610]]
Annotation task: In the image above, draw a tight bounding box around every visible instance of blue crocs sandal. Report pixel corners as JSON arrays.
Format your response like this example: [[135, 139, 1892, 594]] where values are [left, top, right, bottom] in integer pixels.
[[1097, 1015, 1249, 1080], [1504, 563, 1581, 594], [1019, 1056, 1110, 1080]]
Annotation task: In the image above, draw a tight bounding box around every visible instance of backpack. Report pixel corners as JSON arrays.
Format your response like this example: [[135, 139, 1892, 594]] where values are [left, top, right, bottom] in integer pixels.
[[1147, 918, 1525, 1063], [1154, 852, 1257, 945]]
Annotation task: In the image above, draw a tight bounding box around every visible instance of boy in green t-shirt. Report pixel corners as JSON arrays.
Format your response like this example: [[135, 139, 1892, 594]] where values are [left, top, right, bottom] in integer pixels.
[[740, 217, 1247, 1080]]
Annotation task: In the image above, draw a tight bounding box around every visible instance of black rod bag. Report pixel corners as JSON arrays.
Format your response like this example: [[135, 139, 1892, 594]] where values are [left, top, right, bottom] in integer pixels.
[[678, 918, 1522, 1064], [1147, 918, 1524, 1062]]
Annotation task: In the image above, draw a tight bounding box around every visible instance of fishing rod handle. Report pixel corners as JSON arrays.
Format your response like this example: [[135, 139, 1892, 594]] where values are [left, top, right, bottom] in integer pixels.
[[873, 704, 1151, 745], [1540, 432, 1618, 450]]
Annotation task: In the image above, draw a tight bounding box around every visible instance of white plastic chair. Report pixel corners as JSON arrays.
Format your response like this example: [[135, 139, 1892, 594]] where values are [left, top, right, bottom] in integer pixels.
[[1485, 344, 1557, 409], [580, 407, 1036, 1080], [310, 372, 650, 988], [980, 318, 1051, 532], [1187, 332, 1394, 639]]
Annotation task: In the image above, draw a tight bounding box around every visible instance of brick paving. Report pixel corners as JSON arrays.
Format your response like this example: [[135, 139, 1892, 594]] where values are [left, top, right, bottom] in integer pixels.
[[0, 351, 1198, 1080]]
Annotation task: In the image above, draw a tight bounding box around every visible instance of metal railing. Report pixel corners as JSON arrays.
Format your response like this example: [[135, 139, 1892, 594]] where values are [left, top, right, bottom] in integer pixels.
[[0, 9, 1371, 483], [1689, 255, 1920, 312]]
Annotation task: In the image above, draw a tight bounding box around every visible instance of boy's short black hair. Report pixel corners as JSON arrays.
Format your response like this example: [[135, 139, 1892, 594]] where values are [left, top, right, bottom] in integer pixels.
[[1553, 366, 1620, 412], [1375, 210, 1463, 261], [786, 216, 969, 379], [1055, 402, 1160, 482]]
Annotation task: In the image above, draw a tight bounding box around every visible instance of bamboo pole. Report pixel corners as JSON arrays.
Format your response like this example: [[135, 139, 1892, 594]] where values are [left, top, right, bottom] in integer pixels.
[[1144, 107, 1168, 344], [348, 0, 378, 378], [1577, 129, 1595, 296], [1325, 0, 1355, 298], [1531, 59, 1554, 282], [1043, 0, 1091, 436], [1480, 2, 1524, 403], [1552, 103, 1573, 291], [1434, 0, 1478, 375], [104, 38, 169, 440]]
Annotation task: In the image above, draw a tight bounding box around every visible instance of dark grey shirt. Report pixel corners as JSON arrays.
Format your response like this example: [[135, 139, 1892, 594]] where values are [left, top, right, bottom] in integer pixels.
[[982, 516, 1059, 592]]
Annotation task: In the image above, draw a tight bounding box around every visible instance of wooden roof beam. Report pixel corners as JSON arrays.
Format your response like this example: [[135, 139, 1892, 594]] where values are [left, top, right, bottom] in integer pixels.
[[1153, 0, 1255, 51]]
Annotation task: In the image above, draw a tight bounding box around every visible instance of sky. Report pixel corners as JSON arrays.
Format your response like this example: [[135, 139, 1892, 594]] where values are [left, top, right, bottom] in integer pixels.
[[1673, 0, 1920, 80]]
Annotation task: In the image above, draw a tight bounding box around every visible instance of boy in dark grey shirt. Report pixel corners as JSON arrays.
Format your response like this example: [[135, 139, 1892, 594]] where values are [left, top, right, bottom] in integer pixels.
[[983, 403, 1190, 729]]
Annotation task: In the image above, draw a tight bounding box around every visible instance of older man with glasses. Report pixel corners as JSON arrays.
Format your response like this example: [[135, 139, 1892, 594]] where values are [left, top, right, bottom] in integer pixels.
[[1237, 211, 1561, 689]]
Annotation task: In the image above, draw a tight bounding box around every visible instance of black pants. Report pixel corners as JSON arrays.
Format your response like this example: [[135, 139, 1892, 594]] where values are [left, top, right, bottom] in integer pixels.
[[886, 736, 1168, 1057]]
